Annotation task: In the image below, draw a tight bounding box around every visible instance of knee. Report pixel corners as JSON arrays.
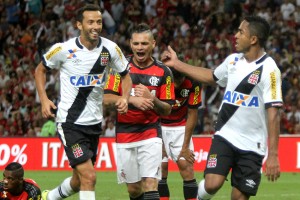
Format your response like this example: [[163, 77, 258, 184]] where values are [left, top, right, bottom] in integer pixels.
[[81, 170, 97, 186], [127, 184, 142, 197], [142, 178, 158, 191], [204, 178, 223, 194]]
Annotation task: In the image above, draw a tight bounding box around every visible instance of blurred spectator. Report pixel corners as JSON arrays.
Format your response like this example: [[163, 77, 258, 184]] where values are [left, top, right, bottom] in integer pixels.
[[39, 118, 56, 137]]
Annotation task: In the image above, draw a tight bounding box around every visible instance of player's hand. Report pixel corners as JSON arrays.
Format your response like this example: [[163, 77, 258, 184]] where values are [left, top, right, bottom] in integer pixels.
[[115, 97, 128, 114], [161, 46, 178, 67], [131, 96, 154, 111], [179, 148, 195, 164], [264, 154, 280, 182], [134, 84, 154, 100], [41, 99, 56, 118]]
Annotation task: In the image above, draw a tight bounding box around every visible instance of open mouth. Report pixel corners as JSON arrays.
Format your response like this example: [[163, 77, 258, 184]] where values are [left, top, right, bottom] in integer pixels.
[[137, 52, 145, 57]]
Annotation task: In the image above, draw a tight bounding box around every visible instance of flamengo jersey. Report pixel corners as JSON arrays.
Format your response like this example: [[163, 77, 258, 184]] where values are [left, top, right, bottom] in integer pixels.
[[161, 77, 202, 126], [0, 178, 41, 200], [213, 53, 283, 156], [104, 56, 175, 146], [42, 37, 129, 125]]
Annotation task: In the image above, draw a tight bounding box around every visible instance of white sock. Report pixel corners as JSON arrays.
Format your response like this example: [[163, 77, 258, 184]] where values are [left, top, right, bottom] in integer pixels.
[[48, 177, 76, 200], [79, 191, 95, 200], [198, 180, 214, 200]]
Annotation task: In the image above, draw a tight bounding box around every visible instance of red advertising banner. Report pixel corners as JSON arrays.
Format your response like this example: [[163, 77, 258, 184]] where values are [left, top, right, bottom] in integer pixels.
[[0, 136, 299, 172]]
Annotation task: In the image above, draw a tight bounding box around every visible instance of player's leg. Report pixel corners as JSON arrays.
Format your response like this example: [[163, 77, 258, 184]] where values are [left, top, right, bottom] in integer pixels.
[[139, 139, 162, 200], [177, 159, 198, 200], [43, 170, 80, 200], [43, 123, 99, 200], [172, 126, 197, 200], [127, 182, 144, 200], [230, 150, 264, 200], [116, 146, 144, 199], [158, 141, 170, 199], [198, 135, 234, 200]]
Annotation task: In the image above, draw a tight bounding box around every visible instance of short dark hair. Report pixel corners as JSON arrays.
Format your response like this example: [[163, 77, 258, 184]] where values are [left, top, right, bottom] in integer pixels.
[[76, 4, 101, 23], [130, 23, 153, 39], [244, 16, 270, 48], [5, 162, 24, 178]]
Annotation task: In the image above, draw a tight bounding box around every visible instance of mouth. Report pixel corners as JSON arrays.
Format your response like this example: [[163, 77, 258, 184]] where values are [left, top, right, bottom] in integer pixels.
[[136, 52, 145, 58], [90, 30, 99, 38]]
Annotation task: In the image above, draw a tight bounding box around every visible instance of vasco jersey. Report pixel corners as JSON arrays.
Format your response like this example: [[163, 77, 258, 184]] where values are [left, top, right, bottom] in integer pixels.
[[104, 56, 175, 146], [42, 37, 129, 125], [161, 78, 202, 126], [0, 179, 41, 200], [213, 53, 283, 156]]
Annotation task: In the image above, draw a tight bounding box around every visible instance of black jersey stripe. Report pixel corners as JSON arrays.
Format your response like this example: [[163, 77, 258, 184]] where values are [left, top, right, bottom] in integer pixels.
[[66, 47, 110, 123], [116, 120, 161, 134], [215, 63, 265, 131]]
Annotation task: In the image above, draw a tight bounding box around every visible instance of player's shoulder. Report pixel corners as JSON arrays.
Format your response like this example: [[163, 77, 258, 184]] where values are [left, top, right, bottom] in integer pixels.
[[24, 178, 40, 188], [154, 58, 172, 72]]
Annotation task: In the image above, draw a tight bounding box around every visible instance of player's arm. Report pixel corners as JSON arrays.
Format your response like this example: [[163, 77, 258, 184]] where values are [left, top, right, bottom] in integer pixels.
[[161, 46, 216, 85], [35, 62, 57, 118], [116, 72, 132, 114], [265, 107, 281, 182], [134, 84, 172, 116], [179, 107, 198, 163]]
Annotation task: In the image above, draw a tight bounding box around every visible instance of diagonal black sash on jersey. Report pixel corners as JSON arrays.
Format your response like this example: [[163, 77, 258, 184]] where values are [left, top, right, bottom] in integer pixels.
[[66, 47, 111, 123], [214, 54, 268, 131]]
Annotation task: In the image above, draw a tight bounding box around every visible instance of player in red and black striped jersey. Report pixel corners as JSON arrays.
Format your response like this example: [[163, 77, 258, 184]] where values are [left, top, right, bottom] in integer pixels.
[[158, 68, 202, 200], [104, 23, 175, 200], [0, 162, 41, 200]]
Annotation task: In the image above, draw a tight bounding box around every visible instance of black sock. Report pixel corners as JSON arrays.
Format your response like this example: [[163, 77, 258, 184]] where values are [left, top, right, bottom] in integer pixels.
[[158, 178, 170, 197], [130, 193, 144, 200], [183, 179, 198, 199], [144, 191, 160, 200]]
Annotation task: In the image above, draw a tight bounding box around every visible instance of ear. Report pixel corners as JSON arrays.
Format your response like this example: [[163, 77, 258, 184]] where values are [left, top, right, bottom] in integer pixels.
[[250, 35, 258, 45], [152, 39, 156, 49], [77, 21, 82, 31]]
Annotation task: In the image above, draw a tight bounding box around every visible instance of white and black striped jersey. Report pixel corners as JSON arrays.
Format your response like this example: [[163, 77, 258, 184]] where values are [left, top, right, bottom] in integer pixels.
[[42, 37, 129, 125], [213, 53, 283, 156]]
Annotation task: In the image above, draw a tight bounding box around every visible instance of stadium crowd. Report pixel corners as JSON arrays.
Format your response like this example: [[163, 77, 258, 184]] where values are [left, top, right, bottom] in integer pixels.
[[0, 0, 300, 137]]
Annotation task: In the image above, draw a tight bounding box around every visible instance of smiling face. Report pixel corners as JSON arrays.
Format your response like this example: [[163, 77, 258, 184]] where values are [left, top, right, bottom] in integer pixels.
[[130, 31, 156, 67], [77, 10, 102, 46]]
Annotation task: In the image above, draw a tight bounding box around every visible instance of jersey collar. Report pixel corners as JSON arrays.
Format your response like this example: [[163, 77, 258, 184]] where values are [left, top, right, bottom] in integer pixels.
[[75, 37, 102, 49]]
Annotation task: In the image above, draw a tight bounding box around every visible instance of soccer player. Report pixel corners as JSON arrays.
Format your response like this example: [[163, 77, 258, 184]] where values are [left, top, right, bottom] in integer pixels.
[[161, 16, 282, 200], [0, 162, 41, 200], [35, 4, 132, 200], [158, 68, 202, 200], [104, 23, 175, 200]]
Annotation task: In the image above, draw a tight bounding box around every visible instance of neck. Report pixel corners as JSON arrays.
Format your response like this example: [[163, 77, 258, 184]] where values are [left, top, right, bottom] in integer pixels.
[[244, 48, 265, 63], [79, 36, 99, 50]]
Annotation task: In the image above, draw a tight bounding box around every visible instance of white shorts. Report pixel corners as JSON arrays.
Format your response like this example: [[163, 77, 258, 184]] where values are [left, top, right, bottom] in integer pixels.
[[116, 140, 162, 184], [161, 126, 194, 162]]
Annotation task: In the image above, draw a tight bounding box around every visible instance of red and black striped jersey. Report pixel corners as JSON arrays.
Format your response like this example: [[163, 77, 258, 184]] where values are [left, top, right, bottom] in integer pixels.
[[161, 77, 202, 126], [104, 56, 175, 144], [0, 178, 41, 200]]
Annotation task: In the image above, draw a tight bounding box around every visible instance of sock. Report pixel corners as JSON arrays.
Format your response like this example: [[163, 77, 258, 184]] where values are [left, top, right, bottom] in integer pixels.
[[158, 178, 170, 199], [48, 177, 76, 199], [198, 180, 214, 200], [130, 193, 144, 200], [183, 179, 198, 200], [144, 191, 160, 200], [79, 191, 95, 200]]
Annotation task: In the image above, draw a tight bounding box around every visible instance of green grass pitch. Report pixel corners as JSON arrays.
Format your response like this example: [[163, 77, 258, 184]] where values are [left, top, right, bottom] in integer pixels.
[[26, 171, 300, 199]]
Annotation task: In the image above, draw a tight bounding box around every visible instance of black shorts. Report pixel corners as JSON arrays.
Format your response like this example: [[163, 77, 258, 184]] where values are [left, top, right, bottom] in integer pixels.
[[58, 122, 102, 168], [204, 135, 264, 196]]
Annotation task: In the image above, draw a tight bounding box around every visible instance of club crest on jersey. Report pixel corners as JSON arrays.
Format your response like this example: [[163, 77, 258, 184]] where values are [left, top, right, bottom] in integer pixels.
[[248, 70, 260, 85], [207, 154, 217, 168], [149, 76, 159, 86], [180, 89, 189, 97], [100, 52, 109, 66], [223, 91, 259, 107], [72, 144, 83, 158], [70, 74, 104, 87]]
